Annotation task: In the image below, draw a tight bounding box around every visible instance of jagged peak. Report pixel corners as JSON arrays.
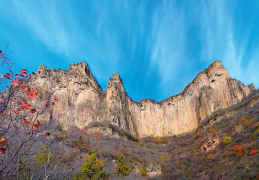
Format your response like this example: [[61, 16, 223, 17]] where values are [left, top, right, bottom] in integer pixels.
[[111, 72, 122, 81], [203, 60, 230, 79], [36, 64, 49, 75], [68, 61, 89, 74], [38, 64, 48, 70]]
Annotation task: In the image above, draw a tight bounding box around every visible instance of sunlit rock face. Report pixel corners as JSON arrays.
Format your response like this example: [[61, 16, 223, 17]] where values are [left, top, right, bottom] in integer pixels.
[[30, 60, 255, 137]]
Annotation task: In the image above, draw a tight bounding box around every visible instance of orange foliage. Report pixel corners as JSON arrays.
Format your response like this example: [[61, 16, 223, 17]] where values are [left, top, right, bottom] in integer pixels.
[[208, 126, 217, 132], [232, 145, 247, 156], [159, 154, 169, 162], [252, 122, 259, 129], [244, 119, 254, 126], [194, 132, 202, 140]]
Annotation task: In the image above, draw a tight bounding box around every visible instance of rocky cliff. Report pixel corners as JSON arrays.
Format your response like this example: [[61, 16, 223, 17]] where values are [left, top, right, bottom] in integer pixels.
[[29, 60, 255, 137]]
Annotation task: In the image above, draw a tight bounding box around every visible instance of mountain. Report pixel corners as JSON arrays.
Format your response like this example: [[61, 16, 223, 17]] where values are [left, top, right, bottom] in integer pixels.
[[3, 60, 258, 179], [29, 60, 255, 138]]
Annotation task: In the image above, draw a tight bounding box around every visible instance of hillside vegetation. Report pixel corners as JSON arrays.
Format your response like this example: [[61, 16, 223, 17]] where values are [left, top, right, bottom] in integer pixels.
[[50, 89, 259, 179]]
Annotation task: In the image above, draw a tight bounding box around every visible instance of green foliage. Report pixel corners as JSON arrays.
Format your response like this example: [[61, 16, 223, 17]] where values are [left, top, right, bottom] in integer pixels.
[[140, 168, 147, 176], [73, 150, 107, 180], [223, 136, 232, 144], [17, 157, 31, 180], [115, 154, 131, 177], [34, 145, 53, 164], [206, 153, 212, 160]]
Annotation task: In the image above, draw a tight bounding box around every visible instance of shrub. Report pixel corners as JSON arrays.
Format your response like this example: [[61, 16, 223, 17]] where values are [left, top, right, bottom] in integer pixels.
[[194, 133, 202, 140], [115, 154, 131, 177], [232, 145, 247, 156], [250, 149, 258, 155], [74, 150, 107, 180], [140, 168, 147, 176], [223, 136, 232, 144], [208, 126, 217, 132], [34, 145, 54, 164], [206, 153, 212, 160], [159, 154, 169, 162], [155, 137, 162, 144]]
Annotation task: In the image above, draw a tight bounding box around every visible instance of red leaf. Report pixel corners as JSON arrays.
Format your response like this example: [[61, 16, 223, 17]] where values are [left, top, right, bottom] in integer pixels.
[[250, 149, 258, 155], [1, 113, 5, 117], [17, 106, 23, 111], [5, 139, 9, 143], [2, 73, 10, 79], [14, 125, 19, 128], [54, 97, 59, 101], [11, 79, 19, 86], [23, 86, 28, 91], [20, 69, 27, 77], [24, 120, 30, 124], [52, 102, 55, 105], [26, 90, 36, 98], [46, 103, 50, 108], [29, 108, 36, 114], [13, 111, 18, 115], [0, 148, 6, 154], [44, 131, 50, 136]]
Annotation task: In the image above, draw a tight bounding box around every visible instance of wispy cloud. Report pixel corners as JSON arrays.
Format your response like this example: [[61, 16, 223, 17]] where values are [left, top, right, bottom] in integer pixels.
[[0, 0, 258, 101], [11, 1, 76, 55]]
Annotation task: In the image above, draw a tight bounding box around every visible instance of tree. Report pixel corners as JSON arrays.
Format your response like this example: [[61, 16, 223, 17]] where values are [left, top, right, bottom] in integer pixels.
[[74, 149, 107, 180], [115, 154, 131, 177], [0, 43, 95, 179]]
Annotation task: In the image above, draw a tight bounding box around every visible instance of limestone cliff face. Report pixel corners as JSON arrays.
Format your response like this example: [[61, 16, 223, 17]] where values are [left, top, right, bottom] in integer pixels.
[[30, 60, 255, 137]]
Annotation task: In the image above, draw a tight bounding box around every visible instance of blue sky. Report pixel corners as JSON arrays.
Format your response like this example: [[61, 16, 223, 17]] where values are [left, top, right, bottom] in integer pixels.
[[0, 0, 258, 101]]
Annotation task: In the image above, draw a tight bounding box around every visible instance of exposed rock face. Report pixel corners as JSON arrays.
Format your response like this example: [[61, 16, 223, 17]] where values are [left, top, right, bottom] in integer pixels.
[[30, 60, 255, 137]]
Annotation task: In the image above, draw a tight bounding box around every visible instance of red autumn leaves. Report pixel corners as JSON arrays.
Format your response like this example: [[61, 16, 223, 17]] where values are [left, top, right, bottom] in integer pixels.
[[0, 66, 59, 157], [0, 137, 10, 154], [2, 68, 27, 86], [2, 73, 10, 79]]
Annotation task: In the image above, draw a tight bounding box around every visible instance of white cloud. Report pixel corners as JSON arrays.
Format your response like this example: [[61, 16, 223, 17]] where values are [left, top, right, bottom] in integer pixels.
[[11, 0, 74, 55], [150, 0, 187, 88]]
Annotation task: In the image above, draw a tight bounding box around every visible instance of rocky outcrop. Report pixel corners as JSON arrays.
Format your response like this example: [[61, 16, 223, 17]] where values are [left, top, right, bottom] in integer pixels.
[[30, 60, 255, 137]]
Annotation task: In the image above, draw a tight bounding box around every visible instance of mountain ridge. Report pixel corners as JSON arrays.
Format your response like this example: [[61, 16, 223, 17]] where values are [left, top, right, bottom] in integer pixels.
[[30, 60, 255, 137]]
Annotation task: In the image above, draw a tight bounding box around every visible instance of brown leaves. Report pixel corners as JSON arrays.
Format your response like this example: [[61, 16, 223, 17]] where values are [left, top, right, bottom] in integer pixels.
[[0, 137, 9, 146], [32, 120, 42, 129], [29, 108, 36, 114], [44, 131, 50, 136], [46, 103, 50, 108]]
